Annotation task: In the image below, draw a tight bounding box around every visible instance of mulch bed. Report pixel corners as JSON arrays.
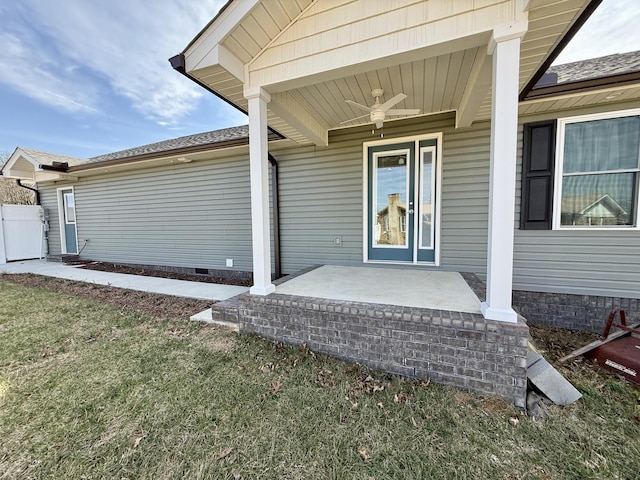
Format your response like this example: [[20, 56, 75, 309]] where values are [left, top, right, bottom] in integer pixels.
[[0, 273, 212, 321], [528, 324, 599, 362], [80, 261, 252, 287]]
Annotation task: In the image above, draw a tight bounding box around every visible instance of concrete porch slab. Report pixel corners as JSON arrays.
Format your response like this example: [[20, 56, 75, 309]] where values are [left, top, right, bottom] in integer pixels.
[[275, 265, 482, 313]]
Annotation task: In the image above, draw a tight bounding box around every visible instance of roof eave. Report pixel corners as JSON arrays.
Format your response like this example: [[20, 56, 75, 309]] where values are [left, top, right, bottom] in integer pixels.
[[524, 70, 640, 100], [519, 0, 603, 102], [67, 131, 283, 172]]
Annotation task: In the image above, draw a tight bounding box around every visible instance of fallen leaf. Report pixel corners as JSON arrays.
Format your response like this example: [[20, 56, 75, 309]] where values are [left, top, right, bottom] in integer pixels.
[[216, 447, 235, 461], [232, 470, 242, 480], [259, 363, 274, 373], [350, 400, 359, 411], [299, 343, 307, 354], [394, 392, 408, 404], [411, 416, 418, 427], [358, 448, 369, 462], [376, 402, 384, 409], [270, 380, 282, 395], [133, 429, 147, 448], [509, 417, 520, 426]]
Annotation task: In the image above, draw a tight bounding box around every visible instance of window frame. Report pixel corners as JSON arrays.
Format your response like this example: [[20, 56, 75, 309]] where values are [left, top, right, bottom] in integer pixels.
[[553, 108, 640, 230]]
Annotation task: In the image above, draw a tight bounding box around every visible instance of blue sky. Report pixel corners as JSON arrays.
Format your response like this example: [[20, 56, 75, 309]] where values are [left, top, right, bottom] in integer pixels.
[[1, 0, 639, 160]]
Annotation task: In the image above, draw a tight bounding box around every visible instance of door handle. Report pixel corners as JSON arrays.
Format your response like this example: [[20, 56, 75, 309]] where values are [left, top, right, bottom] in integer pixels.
[[407, 209, 414, 214]]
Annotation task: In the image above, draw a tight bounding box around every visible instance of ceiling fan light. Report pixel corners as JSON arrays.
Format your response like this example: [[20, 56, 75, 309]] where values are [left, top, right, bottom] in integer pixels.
[[370, 110, 385, 129]]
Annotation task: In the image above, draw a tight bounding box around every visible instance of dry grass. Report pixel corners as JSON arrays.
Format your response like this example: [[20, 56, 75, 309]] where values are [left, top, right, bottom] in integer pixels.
[[0, 277, 639, 479]]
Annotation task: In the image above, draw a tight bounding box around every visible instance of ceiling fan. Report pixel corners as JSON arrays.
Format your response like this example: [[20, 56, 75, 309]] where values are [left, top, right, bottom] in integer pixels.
[[342, 88, 420, 129]]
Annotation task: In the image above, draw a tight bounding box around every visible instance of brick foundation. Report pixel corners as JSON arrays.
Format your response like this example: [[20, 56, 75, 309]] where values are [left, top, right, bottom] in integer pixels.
[[237, 293, 529, 407], [513, 290, 640, 333]]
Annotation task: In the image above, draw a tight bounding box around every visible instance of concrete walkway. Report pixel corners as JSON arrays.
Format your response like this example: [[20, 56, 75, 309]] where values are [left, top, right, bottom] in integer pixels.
[[0, 260, 248, 301]]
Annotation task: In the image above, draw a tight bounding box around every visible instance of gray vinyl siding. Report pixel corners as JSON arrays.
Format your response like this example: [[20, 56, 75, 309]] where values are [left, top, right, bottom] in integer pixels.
[[40, 154, 255, 272], [275, 142, 364, 273], [439, 122, 490, 273], [274, 113, 492, 275], [39, 112, 494, 278], [35, 100, 640, 300], [41, 187, 63, 255], [514, 100, 640, 298]]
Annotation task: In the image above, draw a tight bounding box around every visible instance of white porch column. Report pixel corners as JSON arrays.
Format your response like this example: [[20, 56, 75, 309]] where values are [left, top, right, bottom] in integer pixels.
[[481, 25, 526, 323], [245, 87, 275, 295]]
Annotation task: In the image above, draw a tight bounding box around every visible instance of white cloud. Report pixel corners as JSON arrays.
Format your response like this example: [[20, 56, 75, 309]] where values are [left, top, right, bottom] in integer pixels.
[[0, 0, 227, 125], [0, 31, 99, 113], [554, 0, 640, 65]]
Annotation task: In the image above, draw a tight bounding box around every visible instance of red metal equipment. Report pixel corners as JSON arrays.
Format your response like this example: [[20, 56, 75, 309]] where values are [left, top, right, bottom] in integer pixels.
[[584, 308, 640, 385]]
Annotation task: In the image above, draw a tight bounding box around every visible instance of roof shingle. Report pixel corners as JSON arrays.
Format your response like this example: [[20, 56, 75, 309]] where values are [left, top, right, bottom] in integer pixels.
[[87, 125, 250, 163], [548, 51, 640, 84]]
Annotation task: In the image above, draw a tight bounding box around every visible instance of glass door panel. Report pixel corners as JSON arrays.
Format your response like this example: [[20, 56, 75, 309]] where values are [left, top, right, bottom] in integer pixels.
[[367, 143, 415, 262], [419, 147, 434, 249], [373, 152, 409, 247], [417, 142, 436, 262]]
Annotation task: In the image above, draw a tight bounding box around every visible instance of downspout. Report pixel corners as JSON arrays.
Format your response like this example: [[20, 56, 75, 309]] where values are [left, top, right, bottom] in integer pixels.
[[268, 153, 282, 280], [16, 179, 40, 205]]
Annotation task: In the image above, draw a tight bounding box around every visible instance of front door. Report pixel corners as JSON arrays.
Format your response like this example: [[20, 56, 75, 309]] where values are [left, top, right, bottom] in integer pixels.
[[60, 188, 78, 254], [366, 136, 439, 263]]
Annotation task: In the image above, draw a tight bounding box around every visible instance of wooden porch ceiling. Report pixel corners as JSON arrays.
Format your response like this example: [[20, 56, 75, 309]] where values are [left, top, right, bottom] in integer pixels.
[[183, 0, 595, 145]]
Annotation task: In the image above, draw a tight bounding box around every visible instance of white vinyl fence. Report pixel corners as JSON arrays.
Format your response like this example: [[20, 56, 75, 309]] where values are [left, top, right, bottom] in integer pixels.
[[0, 204, 46, 264]]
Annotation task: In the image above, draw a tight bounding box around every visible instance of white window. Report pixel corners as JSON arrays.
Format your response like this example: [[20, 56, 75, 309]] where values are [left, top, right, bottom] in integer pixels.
[[555, 109, 640, 229], [64, 192, 76, 224]]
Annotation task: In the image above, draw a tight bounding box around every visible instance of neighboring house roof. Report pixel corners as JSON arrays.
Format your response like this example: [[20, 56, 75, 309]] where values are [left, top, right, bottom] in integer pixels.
[[561, 193, 627, 217], [549, 51, 640, 84], [87, 125, 252, 163], [14, 148, 87, 167], [1, 147, 87, 182]]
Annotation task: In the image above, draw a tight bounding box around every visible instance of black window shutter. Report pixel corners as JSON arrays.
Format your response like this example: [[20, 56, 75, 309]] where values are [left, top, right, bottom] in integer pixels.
[[520, 120, 556, 230]]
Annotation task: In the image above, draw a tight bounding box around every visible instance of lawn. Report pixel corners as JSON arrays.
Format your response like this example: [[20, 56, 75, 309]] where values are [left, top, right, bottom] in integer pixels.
[[0, 277, 638, 479]]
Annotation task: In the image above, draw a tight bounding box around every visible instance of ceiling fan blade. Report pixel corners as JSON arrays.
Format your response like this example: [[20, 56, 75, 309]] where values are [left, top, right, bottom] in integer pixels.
[[386, 108, 421, 116], [345, 100, 371, 112], [379, 93, 407, 111], [340, 112, 371, 125]]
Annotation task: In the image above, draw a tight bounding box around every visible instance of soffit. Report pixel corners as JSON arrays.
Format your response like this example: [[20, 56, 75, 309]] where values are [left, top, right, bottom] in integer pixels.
[[185, 0, 593, 144]]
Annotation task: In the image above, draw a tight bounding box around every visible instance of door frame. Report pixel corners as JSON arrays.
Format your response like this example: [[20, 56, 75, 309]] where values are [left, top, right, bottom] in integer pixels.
[[362, 133, 443, 265], [57, 186, 78, 254]]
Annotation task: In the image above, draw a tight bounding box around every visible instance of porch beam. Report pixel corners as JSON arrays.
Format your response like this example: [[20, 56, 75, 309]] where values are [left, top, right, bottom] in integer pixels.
[[481, 25, 527, 324], [270, 92, 329, 147], [456, 47, 492, 128], [245, 86, 275, 296]]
